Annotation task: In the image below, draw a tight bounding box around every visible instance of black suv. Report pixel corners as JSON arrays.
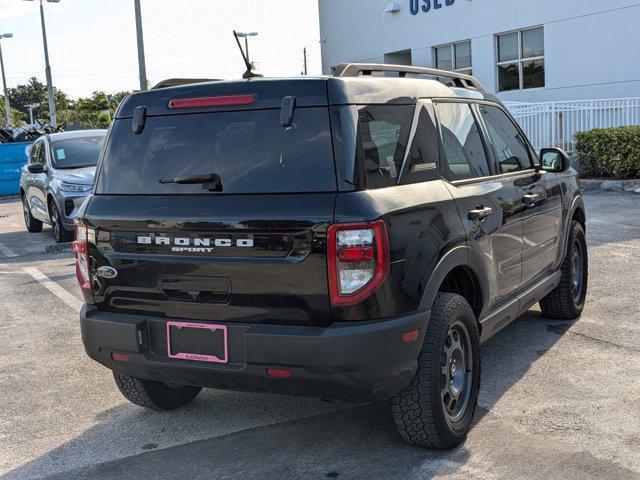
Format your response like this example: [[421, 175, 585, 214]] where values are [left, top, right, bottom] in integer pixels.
[[76, 64, 587, 449]]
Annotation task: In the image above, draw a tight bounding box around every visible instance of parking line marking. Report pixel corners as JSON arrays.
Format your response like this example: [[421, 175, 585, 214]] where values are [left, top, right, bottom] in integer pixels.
[[22, 266, 83, 312], [0, 241, 18, 258]]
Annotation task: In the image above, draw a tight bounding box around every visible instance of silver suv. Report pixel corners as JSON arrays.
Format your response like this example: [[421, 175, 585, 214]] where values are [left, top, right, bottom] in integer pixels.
[[19, 130, 107, 242]]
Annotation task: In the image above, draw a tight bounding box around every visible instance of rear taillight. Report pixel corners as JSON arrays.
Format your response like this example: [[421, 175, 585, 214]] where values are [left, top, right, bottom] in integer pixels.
[[73, 220, 91, 291], [327, 221, 390, 307]]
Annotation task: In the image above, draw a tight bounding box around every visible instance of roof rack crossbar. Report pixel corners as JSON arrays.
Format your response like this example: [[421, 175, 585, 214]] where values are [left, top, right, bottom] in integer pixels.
[[333, 63, 485, 91]]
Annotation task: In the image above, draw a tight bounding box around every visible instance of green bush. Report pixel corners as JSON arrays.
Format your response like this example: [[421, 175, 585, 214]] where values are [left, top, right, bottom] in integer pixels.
[[574, 126, 640, 178]]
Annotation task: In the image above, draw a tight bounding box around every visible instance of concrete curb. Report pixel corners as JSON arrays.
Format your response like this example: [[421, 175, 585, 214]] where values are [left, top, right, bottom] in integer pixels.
[[580, 179, 640, 192]]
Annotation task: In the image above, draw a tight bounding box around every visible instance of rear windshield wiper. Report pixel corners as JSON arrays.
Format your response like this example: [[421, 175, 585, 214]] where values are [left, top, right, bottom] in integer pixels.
[[159, 173, 222, 192]]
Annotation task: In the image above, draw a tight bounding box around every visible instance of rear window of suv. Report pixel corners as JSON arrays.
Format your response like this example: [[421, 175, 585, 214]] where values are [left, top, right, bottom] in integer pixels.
[[95, 108, 336, 195]]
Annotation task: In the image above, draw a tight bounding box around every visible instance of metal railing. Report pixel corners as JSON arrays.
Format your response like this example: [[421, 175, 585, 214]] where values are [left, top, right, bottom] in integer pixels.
[[505, 98, 640, 153]]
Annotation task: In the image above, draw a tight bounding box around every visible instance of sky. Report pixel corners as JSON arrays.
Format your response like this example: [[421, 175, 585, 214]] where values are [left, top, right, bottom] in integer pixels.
[[0, 0, 322, 99]]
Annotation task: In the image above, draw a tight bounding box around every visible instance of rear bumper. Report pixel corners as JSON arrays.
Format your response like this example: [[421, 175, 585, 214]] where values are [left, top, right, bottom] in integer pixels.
[[80, 306, 430, 402]]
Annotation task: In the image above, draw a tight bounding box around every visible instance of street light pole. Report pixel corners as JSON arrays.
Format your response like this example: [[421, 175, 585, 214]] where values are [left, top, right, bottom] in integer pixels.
[[134, 0, 147, 91], [26, 104, 38, 124], [303, 47, 308, 75], [236, 32, 258, 64], [0, 34, 13, 129], [38, 0, 57, 128]]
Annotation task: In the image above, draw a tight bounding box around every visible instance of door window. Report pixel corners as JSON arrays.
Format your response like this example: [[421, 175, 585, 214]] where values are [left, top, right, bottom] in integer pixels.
[[478, 104, 533, 173], [436, 102, 491, 181]]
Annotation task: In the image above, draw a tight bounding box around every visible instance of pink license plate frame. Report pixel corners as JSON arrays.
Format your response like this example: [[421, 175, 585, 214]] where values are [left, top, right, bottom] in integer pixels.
[[166, 321, 228, 364]]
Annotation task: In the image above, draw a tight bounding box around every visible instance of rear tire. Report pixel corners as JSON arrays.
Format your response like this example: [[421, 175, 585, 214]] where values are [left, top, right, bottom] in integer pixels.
[[22, 194, 43, 233], [48, 199, 72, 243], [113, 373, 202, 411], [540, 221, 588, 320], [391, 293, 481, 449]]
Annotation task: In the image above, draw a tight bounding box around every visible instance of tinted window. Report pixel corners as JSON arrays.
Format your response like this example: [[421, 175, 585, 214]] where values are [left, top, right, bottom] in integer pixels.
[[357, 105, 414, 189], [478, 104, 532, 173], [436, 103, 491, 181], [51, 136, 105, 169], [401, 102, 439, 184], [96, 108, 336, 195]]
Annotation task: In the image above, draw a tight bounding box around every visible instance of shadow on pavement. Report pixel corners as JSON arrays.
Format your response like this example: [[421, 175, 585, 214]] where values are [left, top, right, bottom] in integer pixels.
[[3, 310, 580, 480]]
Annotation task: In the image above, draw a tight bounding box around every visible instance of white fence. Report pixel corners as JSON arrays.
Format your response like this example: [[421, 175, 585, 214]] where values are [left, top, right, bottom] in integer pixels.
[[505, 98, 640, 153]]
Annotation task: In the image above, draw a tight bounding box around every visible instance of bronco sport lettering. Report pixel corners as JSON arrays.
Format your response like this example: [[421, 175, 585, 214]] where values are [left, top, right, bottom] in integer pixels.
[[137, 236, 254, 253]]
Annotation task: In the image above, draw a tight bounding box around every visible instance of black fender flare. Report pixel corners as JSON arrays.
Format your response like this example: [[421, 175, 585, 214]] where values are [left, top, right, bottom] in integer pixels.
[[556, 194, 585, 267], [418, 245, 491, 318]]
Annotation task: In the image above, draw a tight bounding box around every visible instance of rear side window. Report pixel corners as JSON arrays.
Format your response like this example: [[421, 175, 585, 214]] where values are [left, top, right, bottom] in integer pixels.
[[400, 101, 440, 184], [96, 108, 336, 195], [477, 104, 533, 173], [357, 105, 414, 189], [436, 102, 491, 181]]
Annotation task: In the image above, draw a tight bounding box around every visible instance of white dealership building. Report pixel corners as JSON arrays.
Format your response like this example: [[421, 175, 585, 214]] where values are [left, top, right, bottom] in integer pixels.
[[318, 0, 640, 103]]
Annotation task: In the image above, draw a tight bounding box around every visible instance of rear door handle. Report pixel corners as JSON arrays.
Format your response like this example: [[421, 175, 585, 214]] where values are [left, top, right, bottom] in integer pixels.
[[467, 206, 493, 222], [523, 193, 542, 205]]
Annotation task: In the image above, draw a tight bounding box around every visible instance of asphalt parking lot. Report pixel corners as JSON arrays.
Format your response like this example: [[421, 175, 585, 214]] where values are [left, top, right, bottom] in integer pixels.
[[1, 192, 639, 480]]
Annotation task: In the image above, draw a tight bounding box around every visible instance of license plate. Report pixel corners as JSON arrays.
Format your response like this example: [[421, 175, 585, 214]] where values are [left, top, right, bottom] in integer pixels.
[[166, 321, 228, 364]]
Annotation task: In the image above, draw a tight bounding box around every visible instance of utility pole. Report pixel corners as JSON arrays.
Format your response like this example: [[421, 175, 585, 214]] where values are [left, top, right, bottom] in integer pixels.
[[0, 34, 13, 129], [134, 0, 148, 91], [303, 47, 308, 75]]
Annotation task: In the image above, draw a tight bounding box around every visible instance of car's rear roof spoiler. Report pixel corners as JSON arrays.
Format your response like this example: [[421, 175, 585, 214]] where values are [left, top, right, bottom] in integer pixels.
[[333, 63, 485, 91], [151, 78, 222, 89]]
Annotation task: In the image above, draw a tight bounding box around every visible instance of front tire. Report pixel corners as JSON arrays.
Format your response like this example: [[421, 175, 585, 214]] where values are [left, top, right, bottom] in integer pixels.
[[48, 199, 72, 243], [391, 293, 481, 449], [22, 194, 43, 233], [113, 373, 202, 411], [540, 221, 588, 320]]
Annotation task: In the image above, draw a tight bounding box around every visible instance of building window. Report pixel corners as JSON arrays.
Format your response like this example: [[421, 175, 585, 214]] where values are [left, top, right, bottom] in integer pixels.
[[434, 40, 472, 76], [496, 27, 545, 92]]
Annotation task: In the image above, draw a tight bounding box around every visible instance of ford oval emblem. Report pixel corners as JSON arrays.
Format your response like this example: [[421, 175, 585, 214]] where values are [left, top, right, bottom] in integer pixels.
[[97, 266, 118, 279]]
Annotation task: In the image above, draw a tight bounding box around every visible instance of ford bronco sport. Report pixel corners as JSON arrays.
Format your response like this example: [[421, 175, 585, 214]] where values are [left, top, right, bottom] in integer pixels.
[[77, 64, 587, 449]]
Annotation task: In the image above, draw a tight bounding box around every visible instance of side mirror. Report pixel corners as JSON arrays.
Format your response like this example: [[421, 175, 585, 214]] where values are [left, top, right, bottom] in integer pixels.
[[27, 163, 45, 174], [539, 148, 570, 173]]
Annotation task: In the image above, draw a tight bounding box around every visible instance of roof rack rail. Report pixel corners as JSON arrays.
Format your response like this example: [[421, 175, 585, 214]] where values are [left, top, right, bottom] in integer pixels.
[[333, 63, 485, 91], [151, 78, 221, 90]]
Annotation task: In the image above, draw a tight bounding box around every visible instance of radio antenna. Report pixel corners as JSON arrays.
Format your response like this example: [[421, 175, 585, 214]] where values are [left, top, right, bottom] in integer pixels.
[[233, 30, 263, 79]]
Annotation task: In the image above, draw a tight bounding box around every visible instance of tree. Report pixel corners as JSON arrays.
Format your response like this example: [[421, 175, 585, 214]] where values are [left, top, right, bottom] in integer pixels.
[[59, 90, 131, 129], [7, 78, 131, 129], [0, 104, 27, 128], [8, 77, 70, 123]]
